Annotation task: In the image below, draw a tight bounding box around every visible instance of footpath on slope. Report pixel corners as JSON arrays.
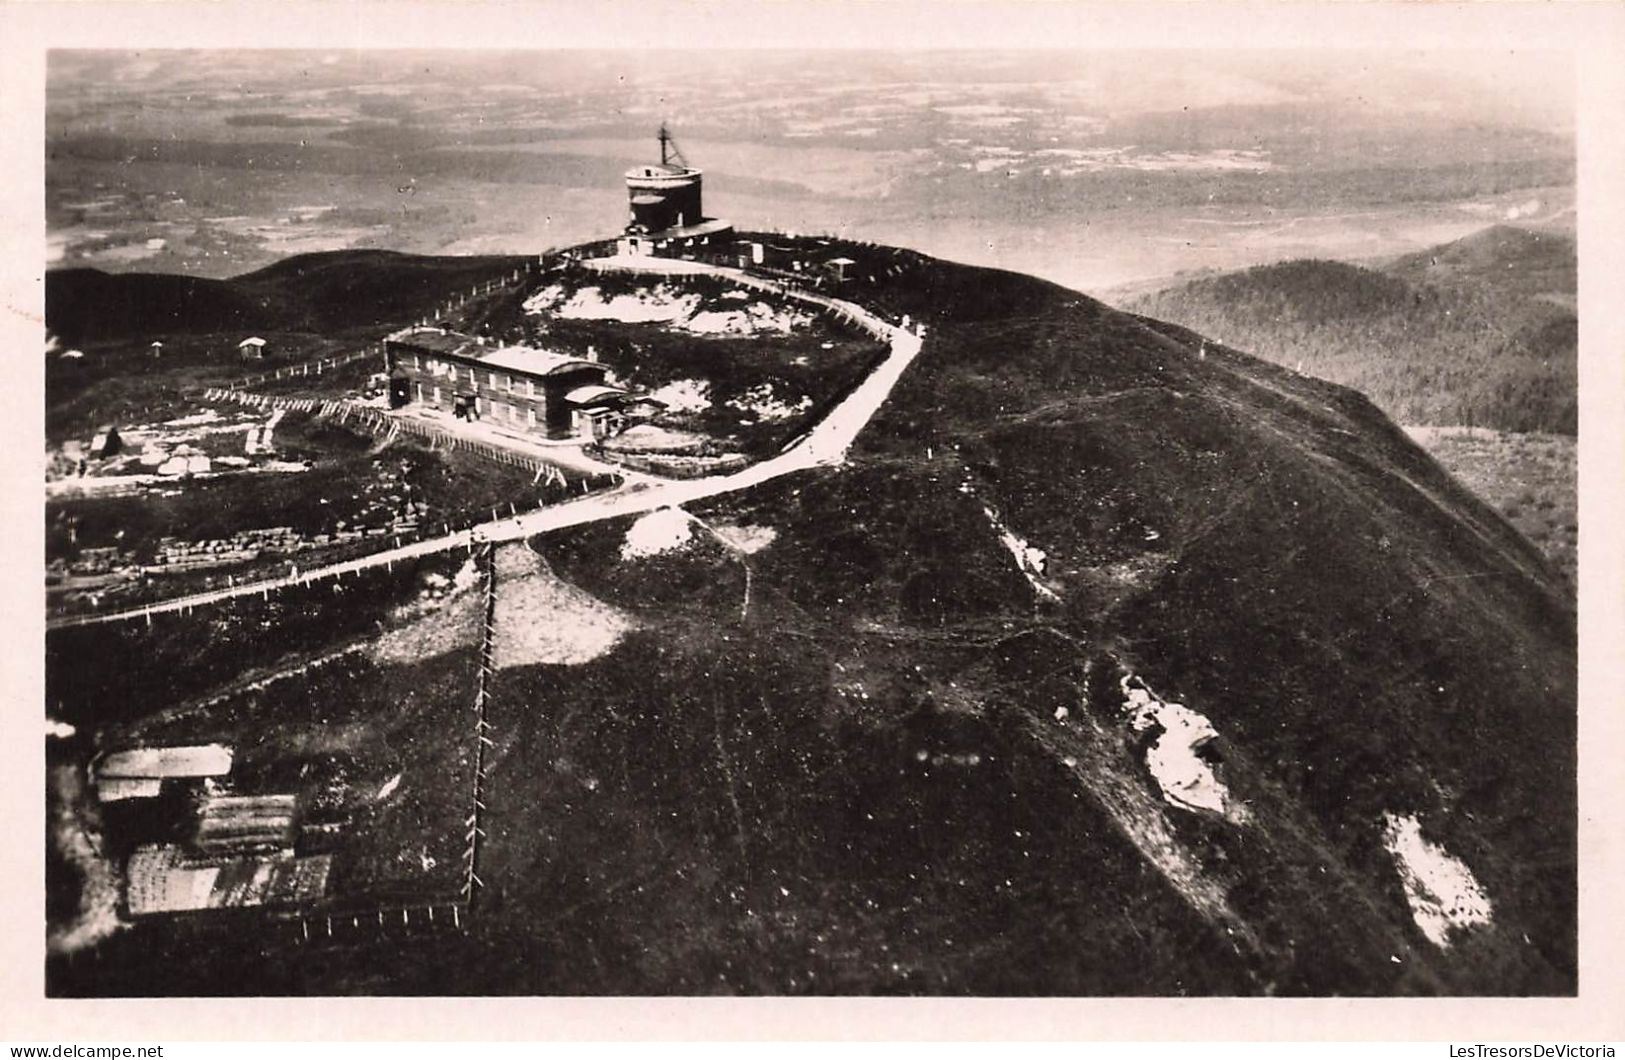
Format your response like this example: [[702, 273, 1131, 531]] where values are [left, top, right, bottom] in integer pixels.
[[48, 263, 923, 631]]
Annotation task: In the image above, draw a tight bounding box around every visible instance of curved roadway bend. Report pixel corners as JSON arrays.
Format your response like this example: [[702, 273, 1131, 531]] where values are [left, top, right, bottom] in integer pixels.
[[48, 297, 924, 631]]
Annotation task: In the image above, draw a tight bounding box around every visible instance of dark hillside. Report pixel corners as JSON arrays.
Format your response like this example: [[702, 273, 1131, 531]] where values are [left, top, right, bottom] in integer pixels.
[[231, 250, 532, 331], [46, 250, 530, 345], [46, 245, 1574, 997], [680, 256, 1576, 993], [1156, 259, 1418, 321], [1122, 229, 1577, 434], [45, 270, 270, 347], [1387, 225, 1576, 306]]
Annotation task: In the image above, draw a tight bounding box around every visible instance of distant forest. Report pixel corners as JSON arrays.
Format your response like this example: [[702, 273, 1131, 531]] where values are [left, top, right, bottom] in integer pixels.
[[1127, 226, 1577, 434]]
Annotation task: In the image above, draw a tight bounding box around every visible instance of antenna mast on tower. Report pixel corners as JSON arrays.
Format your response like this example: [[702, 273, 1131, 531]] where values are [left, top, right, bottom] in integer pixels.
[[658, 123, 687, 168]]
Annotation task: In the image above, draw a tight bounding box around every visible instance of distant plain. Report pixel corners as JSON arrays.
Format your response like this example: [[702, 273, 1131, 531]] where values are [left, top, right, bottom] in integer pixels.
[[47, 50, 1574, 294]]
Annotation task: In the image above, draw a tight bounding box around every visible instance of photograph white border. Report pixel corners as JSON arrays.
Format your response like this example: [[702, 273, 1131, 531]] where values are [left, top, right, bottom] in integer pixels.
[[3, 0, 1621, 1042]]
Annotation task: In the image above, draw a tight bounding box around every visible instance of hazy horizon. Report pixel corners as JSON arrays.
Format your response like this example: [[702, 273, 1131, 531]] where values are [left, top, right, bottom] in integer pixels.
[[46, 48, 1574, 293]]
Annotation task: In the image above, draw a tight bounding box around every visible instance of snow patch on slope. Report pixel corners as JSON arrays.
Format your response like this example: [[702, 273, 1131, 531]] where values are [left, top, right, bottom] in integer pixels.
[[371, 556, 483, 665], [163, 410, 223, 428], [728, 384, 813, 422], [981, 504, 1059, 601], [647, 378, 712, 413], [685, 301, 812, 335], [527, 283, 700, 325], [490, 545, 634, 667], [710, 522, 778, 555], [1382, 812, 1493, 947], [1046, 701, 1258, 951], [621, 507, 695, 559], [1121, 675, 1242, 820], [527, 282, 810, 334]]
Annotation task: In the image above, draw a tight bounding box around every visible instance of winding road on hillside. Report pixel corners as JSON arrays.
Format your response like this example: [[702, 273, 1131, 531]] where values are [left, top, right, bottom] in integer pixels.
[[47, 268, 924, 631]]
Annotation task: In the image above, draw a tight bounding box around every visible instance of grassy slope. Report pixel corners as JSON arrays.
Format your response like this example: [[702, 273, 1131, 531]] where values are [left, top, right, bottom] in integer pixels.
[[48, 244, 1575, 997], [1118, 225, 1577, 578], [1405, 427, 1576, 587]]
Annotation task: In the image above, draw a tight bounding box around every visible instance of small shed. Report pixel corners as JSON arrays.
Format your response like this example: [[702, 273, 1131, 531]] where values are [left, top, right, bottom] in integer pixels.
[[566, 384, 635, 440], [149, 341, 164, 358], [88, 426, 123, 458], [97, 743, 234, 780], [97, 777, 164, 803], [565, 384, 630, 409], [195, 794, 299, 856], [238, 336, 270, 360], [124, 844, 332, 916]]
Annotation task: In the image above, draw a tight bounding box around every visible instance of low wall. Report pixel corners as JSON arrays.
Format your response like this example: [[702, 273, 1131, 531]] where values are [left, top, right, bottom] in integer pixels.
[[591, 448, 753, 480]]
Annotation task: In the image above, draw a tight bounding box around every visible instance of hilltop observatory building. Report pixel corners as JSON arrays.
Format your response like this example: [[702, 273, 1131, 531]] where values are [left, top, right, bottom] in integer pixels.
[[619, 125, 732, 256]]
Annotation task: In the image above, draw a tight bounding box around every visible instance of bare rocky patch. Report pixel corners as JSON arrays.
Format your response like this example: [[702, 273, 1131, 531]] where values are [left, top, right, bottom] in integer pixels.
[[490, 544, 635, 668]]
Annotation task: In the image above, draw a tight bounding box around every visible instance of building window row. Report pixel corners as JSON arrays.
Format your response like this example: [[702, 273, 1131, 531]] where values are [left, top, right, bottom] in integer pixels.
[[399, 350, 559, 402]]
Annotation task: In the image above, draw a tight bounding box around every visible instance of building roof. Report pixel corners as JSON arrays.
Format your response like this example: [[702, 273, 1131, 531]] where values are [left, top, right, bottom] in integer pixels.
[[125, 844, 331, 916], [641, 217, 735, 241], [625, 163, 700, 180], [98, 744, 233, 779], [565, 384, 631, 407], [125, 845, 221, 915], [238, 336, 267, 347], [477, 345, 603, 378], [386, 326, 481, 357], [200, 794, 298, 818], [390, 328, 606, 380], [196, 794, 299, 854], [97, 777, 163, 802]]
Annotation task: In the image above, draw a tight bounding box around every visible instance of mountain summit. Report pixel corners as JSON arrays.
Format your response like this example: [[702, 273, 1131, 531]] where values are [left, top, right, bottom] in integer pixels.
[[47, 244, 1574, 996]]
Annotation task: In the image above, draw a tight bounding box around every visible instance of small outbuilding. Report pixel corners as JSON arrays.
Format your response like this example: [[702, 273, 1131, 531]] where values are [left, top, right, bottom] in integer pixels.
[[124, 844, 332, 916], [566, 384, 638, 440], [88, 426, 123, 458], [94, 742, 233, 803], [194, 794, 299, 856], [238, 336, 270, 360], [97, 778, 164, 803], [97, 743, 234, 780]]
